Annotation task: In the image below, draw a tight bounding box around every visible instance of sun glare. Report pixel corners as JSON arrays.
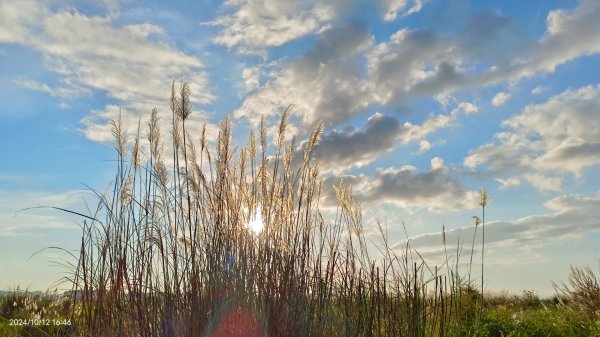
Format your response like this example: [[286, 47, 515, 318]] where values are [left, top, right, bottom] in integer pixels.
[[245, 207, 264, 235]]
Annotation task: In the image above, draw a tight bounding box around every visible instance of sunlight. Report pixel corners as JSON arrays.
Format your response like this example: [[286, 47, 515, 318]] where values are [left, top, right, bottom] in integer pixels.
[[245, 207, 264, 235]]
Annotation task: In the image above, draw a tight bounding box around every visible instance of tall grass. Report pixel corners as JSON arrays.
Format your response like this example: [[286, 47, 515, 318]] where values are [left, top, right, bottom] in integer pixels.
[[553, 261, 600, 320], [67, 83, 487, 337]]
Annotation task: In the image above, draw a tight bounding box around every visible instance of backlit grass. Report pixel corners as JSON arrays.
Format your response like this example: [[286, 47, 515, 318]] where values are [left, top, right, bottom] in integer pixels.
[[2, 83, 599, 336]]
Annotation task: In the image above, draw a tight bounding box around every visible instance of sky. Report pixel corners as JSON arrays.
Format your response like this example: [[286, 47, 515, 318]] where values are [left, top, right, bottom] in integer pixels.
[[0, 0, 599, 296]]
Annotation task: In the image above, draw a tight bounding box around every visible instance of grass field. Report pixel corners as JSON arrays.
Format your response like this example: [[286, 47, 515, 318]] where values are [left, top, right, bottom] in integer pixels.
[[1, 84, 599, 336], [2, 289, 599, 336]]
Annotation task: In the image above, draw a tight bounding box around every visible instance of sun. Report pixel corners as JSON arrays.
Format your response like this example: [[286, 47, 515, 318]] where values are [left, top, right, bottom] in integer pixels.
[[245, 207, 264, 235]]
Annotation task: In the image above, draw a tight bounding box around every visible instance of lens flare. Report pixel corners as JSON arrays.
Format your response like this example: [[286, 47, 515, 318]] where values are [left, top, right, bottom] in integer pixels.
[[245, 207, 264, 235]]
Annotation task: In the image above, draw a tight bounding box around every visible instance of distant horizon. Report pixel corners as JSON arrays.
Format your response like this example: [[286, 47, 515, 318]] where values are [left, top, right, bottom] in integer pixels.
[[1, 0, 600, 297]]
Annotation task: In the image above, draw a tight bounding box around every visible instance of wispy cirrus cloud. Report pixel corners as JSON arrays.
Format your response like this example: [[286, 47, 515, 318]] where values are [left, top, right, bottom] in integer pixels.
[[1, 0, 213, 143], [0, 189, 86, 237], [375, 0, 423, 21], [392, 194, 600, 259]]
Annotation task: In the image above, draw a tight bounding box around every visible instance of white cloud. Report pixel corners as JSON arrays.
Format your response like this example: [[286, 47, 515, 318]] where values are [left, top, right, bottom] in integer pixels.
[[15, 78, 91, 104], [533, 0, 600, 72], [376, 0, 423, 21], [491, 91, 510, 107], [398, 101, 477, 145], [463, 132, 526, 172], [207, 0, 347, 54], [367, 28, 461, 105], [368, 0, 600, 105], [234, 0, 600, 148], [234, 22, 376, 128], [505, 85, 600, 175], [38, 11, 210, 103], [418, 140, 431, 153], [309, 113, 401, 173], [242, 66, 261, 92], [396, 194, 600, 258], [1, 1, 213, 143], [430, 157, 445, 170], [524, 173, 562, 193], [0, 0, 46, 43], [496, 177, 520, 189], [531, 85, 546, 95], [453, 102, 478, 115], [322, 163, 479, 212], [485, 0, 600, 82], [0, 189, 84, 237], [304, 101, 477, 174], [465, 85, 600, 191]]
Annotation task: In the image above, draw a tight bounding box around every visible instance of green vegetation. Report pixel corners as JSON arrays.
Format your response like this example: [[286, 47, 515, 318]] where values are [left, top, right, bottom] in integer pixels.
[[478, 292, 600, 337], [0, 290, 74, 337], [2, 83, 599, 336]]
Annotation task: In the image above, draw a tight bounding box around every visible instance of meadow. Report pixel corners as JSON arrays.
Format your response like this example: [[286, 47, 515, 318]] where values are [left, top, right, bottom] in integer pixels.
[[1, 83, 599, 336]]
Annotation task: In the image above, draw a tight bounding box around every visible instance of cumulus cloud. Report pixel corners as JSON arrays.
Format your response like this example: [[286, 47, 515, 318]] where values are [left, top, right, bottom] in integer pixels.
[[310, 113, 401, 173], [322, 161, 479, 212], [369, 0, 600, 104], [242, 66, 261, 92], [234, 0, 600, 152], [465, 85, 600, 191], [506, 85, 600, 174], [234, 22, 376, 128], [418, 140, 431, 153], [479, 0, 600, 84], [300, 102, 477, 173], [207, 0, 348, 54], [524, 173, 562, 193], [526, 0, 600, 74], [367, 28, 461, 105], [454, 102, 478, 115], [491, 91, 510, 107], [463, 132, 526, 173], [234, 23, 479, 135]]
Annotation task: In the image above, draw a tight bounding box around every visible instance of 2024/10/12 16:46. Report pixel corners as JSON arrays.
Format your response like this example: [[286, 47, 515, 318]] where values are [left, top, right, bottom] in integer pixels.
[[9, 318, 72, 326]]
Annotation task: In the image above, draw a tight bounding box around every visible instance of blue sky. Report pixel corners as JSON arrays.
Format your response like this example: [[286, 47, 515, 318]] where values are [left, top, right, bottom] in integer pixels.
[[1, 0, 599, 296]]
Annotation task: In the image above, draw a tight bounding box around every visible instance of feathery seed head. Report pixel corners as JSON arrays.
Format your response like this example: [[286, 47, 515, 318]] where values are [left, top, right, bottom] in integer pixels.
[[442, 224, 447, 245], [479, 186, 489, 208], [132, 117, 142, 169], [110, 109, 126, 158], [179, 81, 192, 120]]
